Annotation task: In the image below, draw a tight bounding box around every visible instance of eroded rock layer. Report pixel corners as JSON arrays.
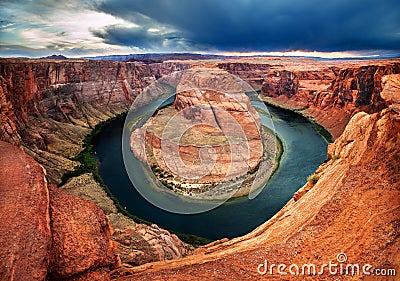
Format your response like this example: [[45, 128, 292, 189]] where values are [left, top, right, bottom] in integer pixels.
[[131, 88, 263, 187], [0, 141, 119, 281], [115, 74, 400, 281], [0, 59, 191, 184]]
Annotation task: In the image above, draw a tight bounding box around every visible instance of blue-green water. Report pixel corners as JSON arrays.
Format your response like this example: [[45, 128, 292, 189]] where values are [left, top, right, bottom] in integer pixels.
[[92, 105, 328, 240]]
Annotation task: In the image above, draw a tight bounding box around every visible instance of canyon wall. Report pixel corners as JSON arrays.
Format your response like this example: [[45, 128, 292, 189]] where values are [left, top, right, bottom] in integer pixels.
[[220, 59, 400, 138], [2, 58, 399, 183], [115, 73, 400, 281], [0, 58, 399, 280], [0, 59, 193, 281], [0, 59, 191, 184]]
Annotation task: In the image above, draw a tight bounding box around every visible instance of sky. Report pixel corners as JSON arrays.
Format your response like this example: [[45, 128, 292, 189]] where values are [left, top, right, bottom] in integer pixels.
[[0, 0, 399, 58]]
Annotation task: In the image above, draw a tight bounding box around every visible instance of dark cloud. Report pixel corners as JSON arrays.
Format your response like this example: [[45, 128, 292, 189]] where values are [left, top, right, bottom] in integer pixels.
[[96, 0, 400, 52], [90, 11, 196, 51], [92, 26, 191, 51]]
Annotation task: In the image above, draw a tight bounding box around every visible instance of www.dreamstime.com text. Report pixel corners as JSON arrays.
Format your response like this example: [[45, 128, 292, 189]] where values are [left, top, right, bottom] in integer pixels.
[[257, 253, 396, 277]]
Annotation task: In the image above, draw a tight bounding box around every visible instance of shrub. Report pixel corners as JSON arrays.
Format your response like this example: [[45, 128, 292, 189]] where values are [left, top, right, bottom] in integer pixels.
[[307, 174, 320, 185]]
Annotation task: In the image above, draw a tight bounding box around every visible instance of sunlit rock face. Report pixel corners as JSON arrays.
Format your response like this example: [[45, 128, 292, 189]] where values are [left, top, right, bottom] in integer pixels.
[[130, 69, 265, 197], [141, 89, 262, 182], [0, 141, 51, 281], [0, 141, 119, 281], [1, 57, 400, 281]]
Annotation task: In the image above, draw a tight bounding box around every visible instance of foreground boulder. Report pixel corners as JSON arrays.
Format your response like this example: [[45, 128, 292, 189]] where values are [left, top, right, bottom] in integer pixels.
[[113, 224, 190, 267], [0, 141, 119, 281], [48, 185, 120, 280], [0, 141, 51, 281]]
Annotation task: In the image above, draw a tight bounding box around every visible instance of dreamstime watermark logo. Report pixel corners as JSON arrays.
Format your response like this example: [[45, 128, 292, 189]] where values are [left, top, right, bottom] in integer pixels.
[[257, 253, 396, 277], [121, 68, 278, 214]]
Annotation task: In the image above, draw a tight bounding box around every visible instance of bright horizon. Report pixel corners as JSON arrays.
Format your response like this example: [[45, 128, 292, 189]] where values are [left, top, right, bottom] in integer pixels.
[[5, 50, 391, 60]]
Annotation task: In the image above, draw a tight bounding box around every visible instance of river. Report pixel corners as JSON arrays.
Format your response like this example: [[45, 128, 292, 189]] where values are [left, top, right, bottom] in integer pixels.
[[92, 104, 328, 240]]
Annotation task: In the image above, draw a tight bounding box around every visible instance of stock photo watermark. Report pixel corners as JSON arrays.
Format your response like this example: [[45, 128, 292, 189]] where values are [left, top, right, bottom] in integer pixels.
[[257, 253, 396, 277]]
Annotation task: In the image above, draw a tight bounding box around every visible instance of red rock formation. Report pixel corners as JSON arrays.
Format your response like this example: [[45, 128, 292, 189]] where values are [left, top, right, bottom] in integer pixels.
[[115, 76, 400, 281], [381, 74, 400, 131], [217, 62, 271, 88], [0, 59, 191, 183], [0, 78, 21, 146], [48, 185, 119, 280], [0, 141, 51, 281], [112, 224, 190, 267], [261, 70, 299, 98], [259, 61, 400, 138], [1, 57, 400, 281], [131, 87, 263, 192], [0, 140, 120, 281], [1, 58, 398, 183]]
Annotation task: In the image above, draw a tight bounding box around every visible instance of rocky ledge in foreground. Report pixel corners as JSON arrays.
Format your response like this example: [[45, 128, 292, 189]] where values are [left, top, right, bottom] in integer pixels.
[[0, 140, 190, 281], [115, 75, 400, 280]]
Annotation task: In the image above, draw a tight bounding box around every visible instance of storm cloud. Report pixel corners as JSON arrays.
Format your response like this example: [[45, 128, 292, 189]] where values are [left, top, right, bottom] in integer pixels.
[[0, 0, 399, 57], [96, 0, 400, 52]]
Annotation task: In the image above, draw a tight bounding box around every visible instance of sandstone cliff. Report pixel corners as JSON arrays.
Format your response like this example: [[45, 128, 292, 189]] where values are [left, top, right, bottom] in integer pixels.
[[0, 59, 192, 184], [259, 62, 400, 138], [216, 58, 400, 138], [0, 141, 119, 281], [1, 57, 399, 281], [115, 74, 400, 281], [1, 58, 399, 183]]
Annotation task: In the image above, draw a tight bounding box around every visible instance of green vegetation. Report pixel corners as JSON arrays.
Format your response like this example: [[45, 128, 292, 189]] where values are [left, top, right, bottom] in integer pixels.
[[254, 106, 270, 116], [170, 231, 212, 247], [307, 174, 320, 185], [60, 112, 127, 185], [274, 130, 284, 166], [332, 154, 340, 161]]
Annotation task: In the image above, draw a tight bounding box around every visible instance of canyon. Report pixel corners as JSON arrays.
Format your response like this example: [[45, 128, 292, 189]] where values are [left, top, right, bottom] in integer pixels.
[[129, 68, 272, 198], [0, 57, 399, 280]]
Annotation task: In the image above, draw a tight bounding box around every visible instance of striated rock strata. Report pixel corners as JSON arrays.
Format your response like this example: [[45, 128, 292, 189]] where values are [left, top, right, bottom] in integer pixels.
[[130, 67, 271, 197], [218, 58, 400, 138], [131, 89, 263, 187], [259, 62, 400, 138], [114, 75, 400, 280], [0, 59, 191, 184], [0, 58, 193, 272], [112, 224, 190, 268]]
